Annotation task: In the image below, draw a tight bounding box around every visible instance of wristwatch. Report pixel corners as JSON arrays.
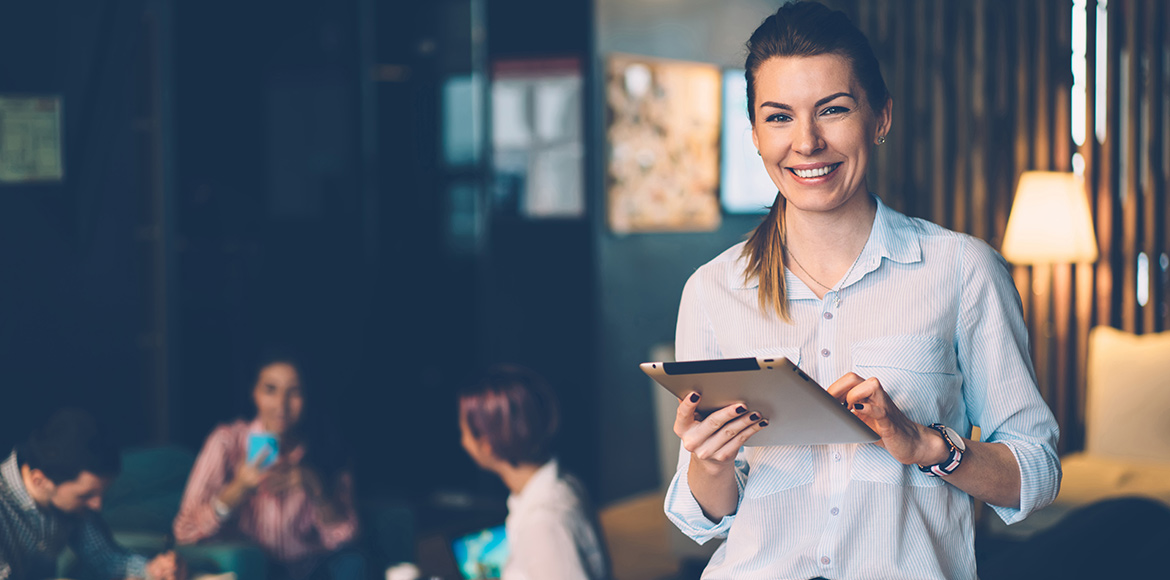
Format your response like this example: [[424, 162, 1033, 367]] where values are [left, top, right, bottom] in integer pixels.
[[212, 497, 233, 521], [918, 423, 966, 477]]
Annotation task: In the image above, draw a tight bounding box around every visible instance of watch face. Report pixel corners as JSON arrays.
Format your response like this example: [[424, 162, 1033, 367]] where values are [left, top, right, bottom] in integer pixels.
[[944, 426, 966, 451]]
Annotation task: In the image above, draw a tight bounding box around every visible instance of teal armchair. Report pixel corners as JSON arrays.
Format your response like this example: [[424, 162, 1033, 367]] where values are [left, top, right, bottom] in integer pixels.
[[58, 445, 268, 580], [58, 445, 415, 580]]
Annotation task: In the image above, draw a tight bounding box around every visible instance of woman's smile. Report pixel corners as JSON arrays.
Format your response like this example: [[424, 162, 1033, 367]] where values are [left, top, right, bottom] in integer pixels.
[[787, 162, 843, 180]]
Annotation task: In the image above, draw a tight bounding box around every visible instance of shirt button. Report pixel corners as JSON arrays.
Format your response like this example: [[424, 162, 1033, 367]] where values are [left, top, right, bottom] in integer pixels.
[[833, 452, 842, 461], [821, 556, 831, 565], [831, 507, 840, 516], [821, 348, 830, 357], [823, 312, 833, 320]]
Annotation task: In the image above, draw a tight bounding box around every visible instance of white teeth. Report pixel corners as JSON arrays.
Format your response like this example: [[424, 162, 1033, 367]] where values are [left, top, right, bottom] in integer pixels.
[[792, 164, 837, 178]]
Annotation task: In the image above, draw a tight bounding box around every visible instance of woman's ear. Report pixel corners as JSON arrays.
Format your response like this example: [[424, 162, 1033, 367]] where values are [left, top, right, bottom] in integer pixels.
[[876, 96, 893, 142]]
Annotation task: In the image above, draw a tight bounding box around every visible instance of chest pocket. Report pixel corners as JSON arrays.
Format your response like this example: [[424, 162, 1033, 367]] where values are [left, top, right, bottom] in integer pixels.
[[850, 335, 959, 488], [738, 347, 815, 498]]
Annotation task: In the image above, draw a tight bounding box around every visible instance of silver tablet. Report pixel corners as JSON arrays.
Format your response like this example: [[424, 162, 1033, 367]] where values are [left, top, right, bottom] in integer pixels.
[[641, 356, 879, 446]]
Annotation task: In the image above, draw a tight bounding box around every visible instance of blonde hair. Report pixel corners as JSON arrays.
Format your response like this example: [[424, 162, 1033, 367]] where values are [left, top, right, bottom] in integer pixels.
[[740, 194, 791, 322]]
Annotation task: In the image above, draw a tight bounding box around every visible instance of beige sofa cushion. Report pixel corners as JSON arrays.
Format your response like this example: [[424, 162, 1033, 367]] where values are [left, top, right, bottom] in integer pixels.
[[1084, 326, 1170, 462], [1057, 452, 1170, 506]]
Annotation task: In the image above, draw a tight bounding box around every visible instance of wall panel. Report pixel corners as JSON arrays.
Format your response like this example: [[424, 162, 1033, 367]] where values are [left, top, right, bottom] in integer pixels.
[[854, 0, 1169, 455]]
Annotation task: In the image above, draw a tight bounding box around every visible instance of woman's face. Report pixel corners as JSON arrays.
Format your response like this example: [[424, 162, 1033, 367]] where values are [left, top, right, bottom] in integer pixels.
[[751, 53, 891, 215], [253, 362, 304, 437]]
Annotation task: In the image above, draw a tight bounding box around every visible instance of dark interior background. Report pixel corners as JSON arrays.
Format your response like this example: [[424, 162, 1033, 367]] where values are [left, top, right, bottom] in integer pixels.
[[0, 0, 760, 509]]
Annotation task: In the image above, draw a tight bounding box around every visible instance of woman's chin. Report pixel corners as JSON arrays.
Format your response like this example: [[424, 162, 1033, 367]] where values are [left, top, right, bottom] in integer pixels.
[[262, 421, 290, 436]]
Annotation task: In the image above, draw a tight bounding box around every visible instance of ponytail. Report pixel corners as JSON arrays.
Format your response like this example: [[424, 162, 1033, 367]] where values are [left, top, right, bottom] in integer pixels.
[[740, 194, 792, 322]]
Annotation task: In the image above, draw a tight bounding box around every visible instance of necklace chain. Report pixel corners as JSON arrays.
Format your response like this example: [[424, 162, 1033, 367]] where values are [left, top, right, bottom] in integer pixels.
[[782, 233, 867, 306]]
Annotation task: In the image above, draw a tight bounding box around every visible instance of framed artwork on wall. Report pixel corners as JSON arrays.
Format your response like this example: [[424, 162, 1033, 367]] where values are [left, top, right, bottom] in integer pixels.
[[605, 54, 721, 234], [0, 94, 64, 184]]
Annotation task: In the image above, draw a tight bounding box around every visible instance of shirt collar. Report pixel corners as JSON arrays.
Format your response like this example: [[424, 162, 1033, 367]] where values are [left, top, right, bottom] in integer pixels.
[[731, 194, 922, 292], [2, 450, 39, 512], [506, 458, 559, 514]]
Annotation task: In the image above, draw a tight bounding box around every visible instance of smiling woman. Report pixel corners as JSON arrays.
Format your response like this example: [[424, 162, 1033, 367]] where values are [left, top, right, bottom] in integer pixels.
[[661, 2, 1062, 579]]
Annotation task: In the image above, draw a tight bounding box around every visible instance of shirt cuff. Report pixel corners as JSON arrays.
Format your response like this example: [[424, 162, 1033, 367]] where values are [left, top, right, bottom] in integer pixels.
[[989, 438, 1062, 525], [663, 457, 745, 544], [128, 554, 149, 579]]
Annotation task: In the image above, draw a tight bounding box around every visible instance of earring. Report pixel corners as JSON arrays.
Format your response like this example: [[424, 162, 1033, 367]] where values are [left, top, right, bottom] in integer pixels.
[[877, 136, 886, 145], [757, 150, 762, 156]]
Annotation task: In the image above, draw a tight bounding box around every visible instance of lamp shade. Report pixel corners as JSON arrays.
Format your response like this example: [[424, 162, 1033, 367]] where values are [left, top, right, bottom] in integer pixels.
[[1001, 171, 1099, 264]]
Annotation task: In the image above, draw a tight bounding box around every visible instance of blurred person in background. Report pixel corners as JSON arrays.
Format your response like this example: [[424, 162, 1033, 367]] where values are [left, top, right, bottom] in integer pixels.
[[458, 364, 609, 580], [0, 407, 185, 580], [173, 352, 363, 580]]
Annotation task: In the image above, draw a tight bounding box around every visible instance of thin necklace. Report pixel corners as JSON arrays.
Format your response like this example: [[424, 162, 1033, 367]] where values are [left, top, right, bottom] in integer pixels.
[[783, 232, 868, 308]]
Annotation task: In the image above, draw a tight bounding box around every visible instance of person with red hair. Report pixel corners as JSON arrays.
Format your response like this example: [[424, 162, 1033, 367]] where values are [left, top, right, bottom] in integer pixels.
[[457, 365, 609, 580]]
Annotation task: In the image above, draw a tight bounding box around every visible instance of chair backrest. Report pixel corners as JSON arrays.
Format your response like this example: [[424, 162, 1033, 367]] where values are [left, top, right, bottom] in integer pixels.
[[1085, 326, 1170, 461], [101, 445, 197, 534]]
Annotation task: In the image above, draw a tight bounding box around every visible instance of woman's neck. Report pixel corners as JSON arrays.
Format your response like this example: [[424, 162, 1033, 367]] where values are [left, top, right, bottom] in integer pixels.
[[495, 460, 545, 495], [785, 193, 875, 257], [782, 192, 877, 295]]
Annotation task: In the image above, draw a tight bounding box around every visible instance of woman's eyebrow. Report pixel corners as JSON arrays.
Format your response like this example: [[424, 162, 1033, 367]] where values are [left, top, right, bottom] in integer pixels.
[[759, 92, 856, 111]]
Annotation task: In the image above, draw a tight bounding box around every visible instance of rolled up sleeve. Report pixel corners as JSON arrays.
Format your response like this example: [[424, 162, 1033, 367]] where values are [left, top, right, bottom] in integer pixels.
[[663, 446, 749, 544], [956, 238, 1061, 524]]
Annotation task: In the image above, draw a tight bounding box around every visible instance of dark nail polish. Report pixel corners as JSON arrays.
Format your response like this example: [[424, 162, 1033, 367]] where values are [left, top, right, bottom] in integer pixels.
[[749, 413, 760, 421], [689, 393, 700, 403], [854, 403, 865, 410], [735, 406, 747, 414], [758, 420, 769, 427]]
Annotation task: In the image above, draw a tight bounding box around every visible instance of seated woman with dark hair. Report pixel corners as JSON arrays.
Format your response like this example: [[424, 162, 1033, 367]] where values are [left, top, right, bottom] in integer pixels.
[[458, 365, 610, 580], [173, 354, 362, 580]]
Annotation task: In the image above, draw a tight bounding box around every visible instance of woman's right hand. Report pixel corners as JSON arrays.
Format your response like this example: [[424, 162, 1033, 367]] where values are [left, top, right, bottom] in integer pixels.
[[673, 392, 768, 472], [219, 449, 271, 510]]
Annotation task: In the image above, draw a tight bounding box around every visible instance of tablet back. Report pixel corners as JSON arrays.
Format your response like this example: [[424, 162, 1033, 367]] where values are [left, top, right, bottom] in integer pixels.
[[641, 356, 879, 446]]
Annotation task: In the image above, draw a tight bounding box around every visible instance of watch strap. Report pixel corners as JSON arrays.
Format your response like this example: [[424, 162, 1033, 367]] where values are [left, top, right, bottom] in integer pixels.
[[212, 497, 233, 521], [918, 423, 963, 477]]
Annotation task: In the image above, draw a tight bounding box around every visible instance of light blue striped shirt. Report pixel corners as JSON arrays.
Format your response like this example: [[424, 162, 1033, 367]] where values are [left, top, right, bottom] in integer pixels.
[[664, 195, 1061, 580]]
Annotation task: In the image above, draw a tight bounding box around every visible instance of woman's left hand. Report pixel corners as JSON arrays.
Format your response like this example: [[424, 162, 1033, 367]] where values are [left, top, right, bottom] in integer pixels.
[[262, 462, 306, 495], [826, 373, 947, 467], [266, 464, 347, 521]]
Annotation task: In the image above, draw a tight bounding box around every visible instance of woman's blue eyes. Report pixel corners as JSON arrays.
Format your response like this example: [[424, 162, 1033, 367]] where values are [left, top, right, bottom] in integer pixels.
[[764, 107, 849, 123]]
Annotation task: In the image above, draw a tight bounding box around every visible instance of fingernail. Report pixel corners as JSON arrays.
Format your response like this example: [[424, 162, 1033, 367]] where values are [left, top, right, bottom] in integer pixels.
[[735, 405, 747, 414], [749, 413, 760, 421], [758, 420, 769, 427], [854, 403, 864, 410], [689, 393, 700, 403]]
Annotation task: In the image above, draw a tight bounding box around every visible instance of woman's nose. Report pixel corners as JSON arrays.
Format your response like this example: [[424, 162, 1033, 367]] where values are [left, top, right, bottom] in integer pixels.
[[793, 118, 825, 155]]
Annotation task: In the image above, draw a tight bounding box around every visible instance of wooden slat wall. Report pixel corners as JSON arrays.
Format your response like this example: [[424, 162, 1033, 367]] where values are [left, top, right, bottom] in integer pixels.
[[849, 0, 1170, 454]]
